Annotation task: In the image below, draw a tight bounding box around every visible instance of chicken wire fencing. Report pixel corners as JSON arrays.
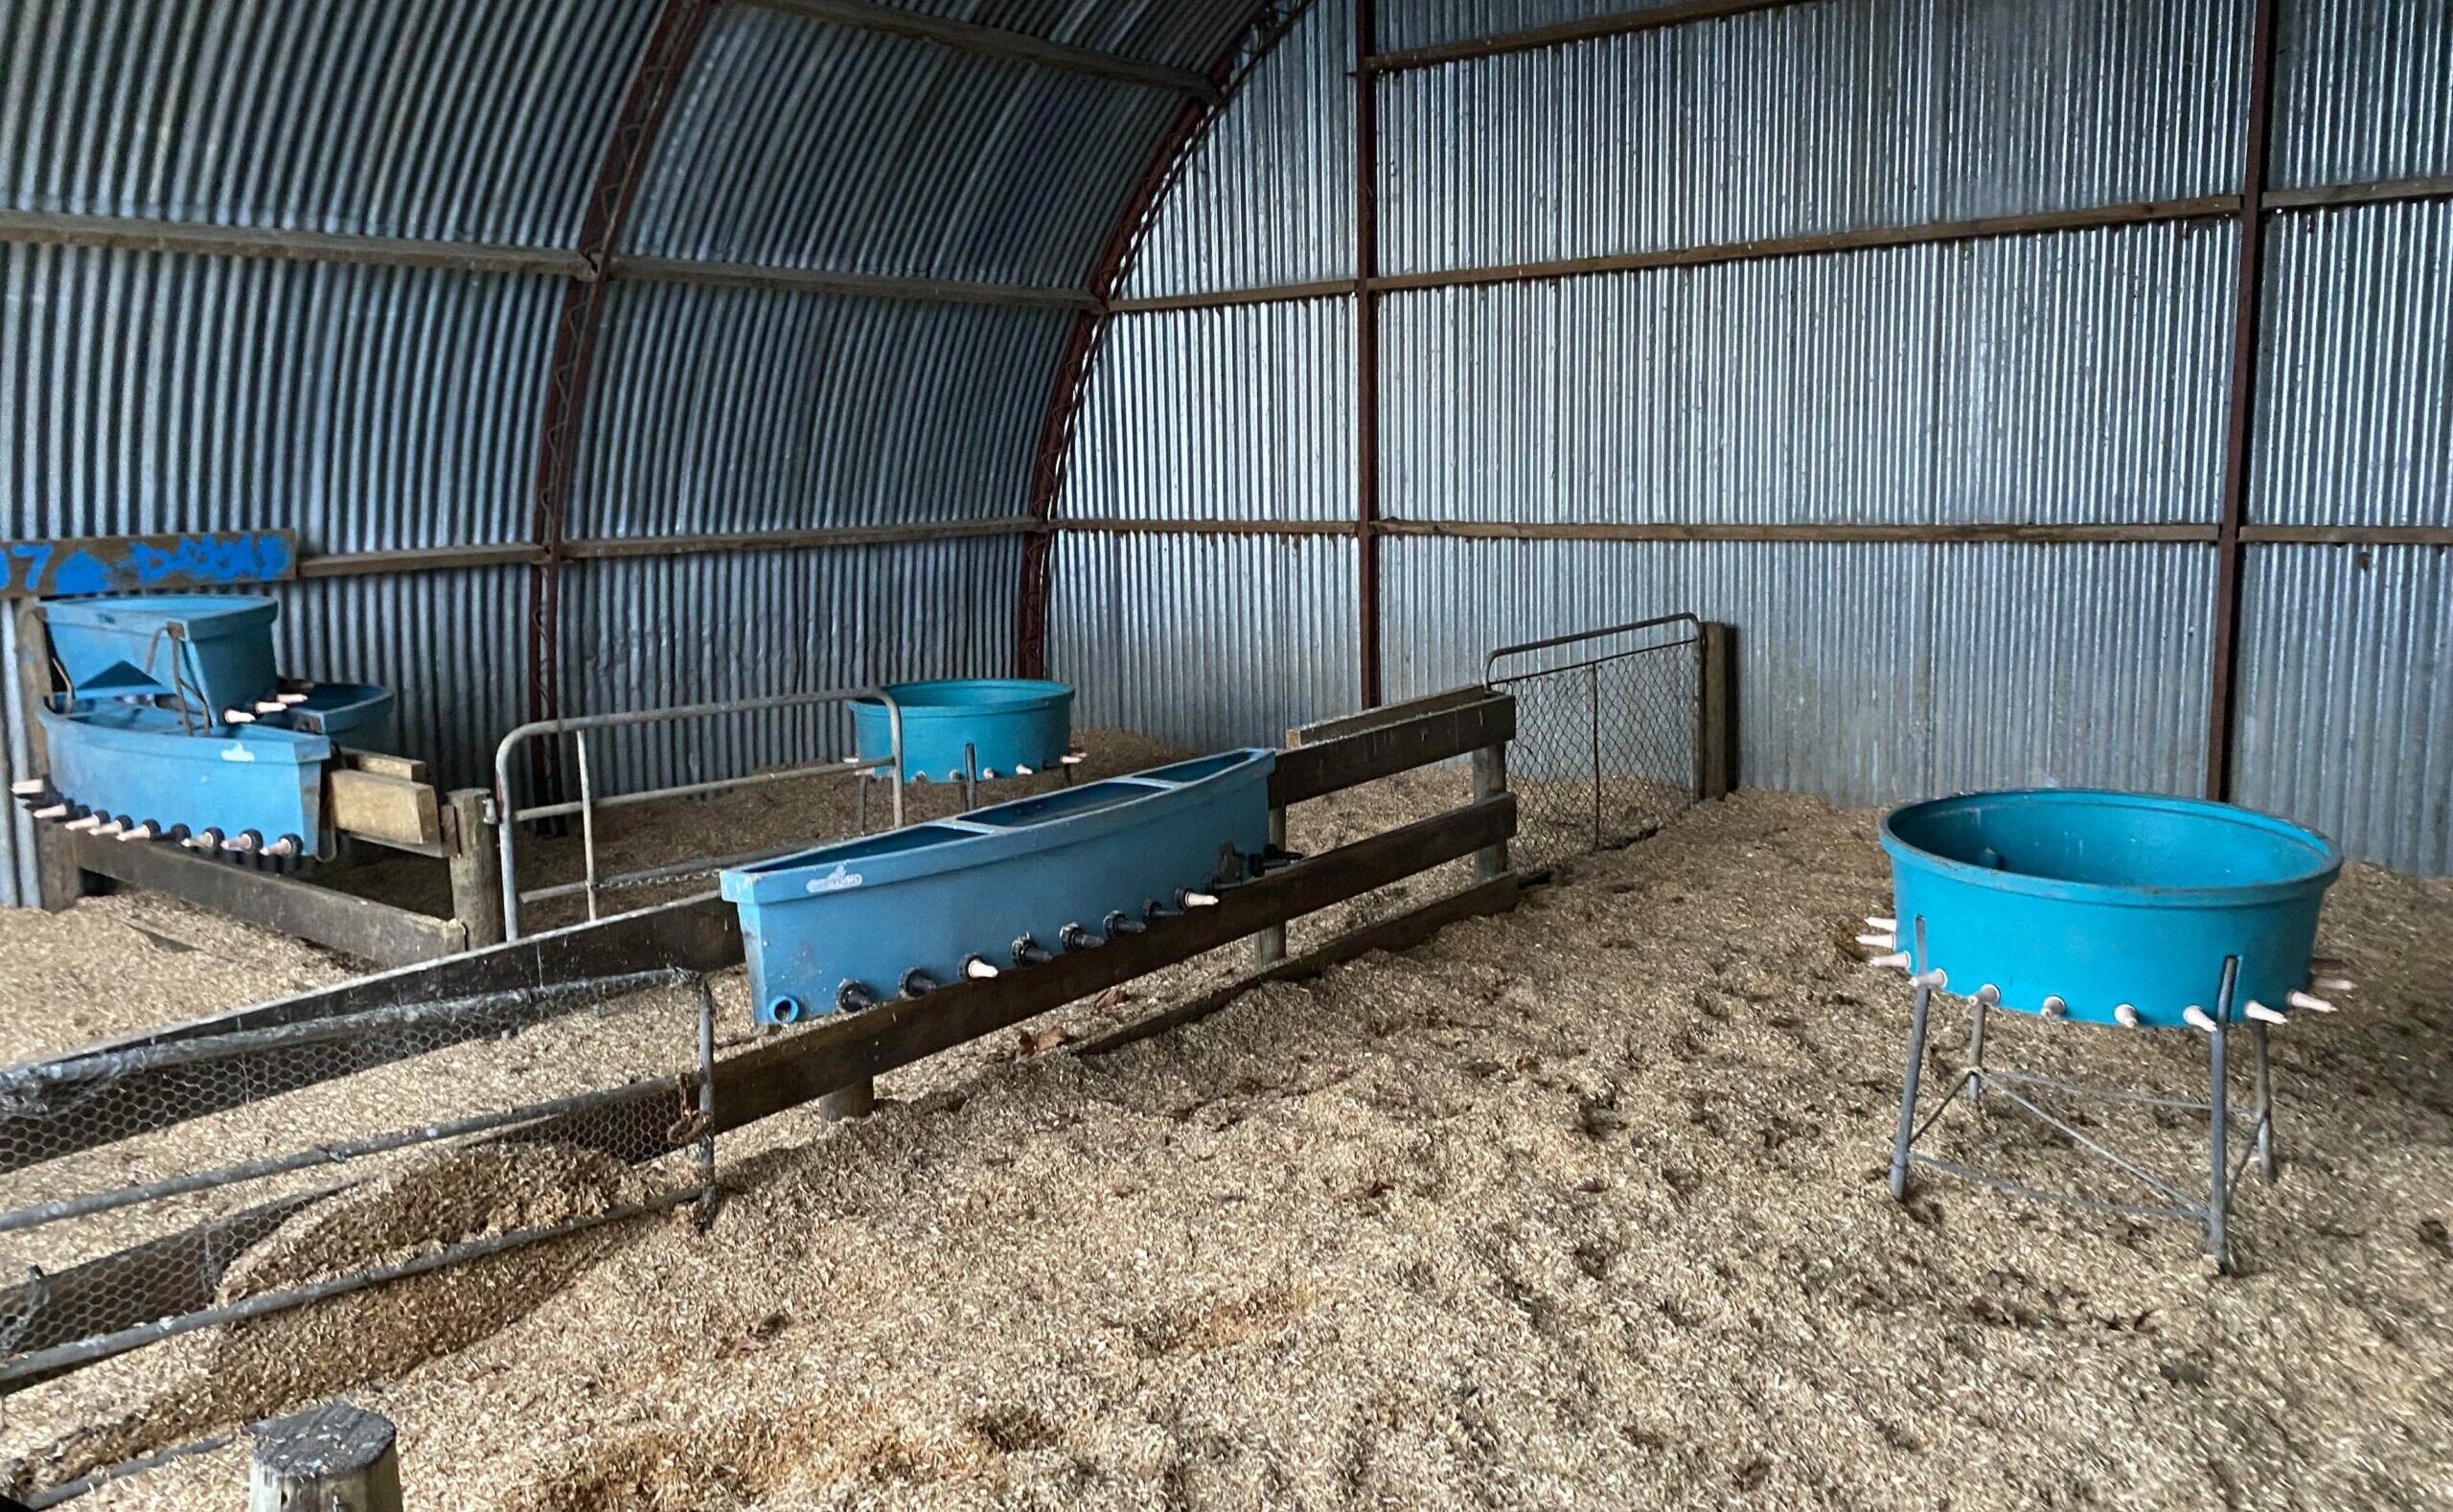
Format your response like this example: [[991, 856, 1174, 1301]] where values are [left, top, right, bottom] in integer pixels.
[[0, 968, 718, 1504], [1485, 614, 1705, 874]]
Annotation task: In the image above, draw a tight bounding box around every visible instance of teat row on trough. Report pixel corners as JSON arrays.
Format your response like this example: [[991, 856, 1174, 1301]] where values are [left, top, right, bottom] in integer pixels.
[[1854, 914, 2355, 1030], [12, 777, 308, 868], [804, 886, 1226, 1019]]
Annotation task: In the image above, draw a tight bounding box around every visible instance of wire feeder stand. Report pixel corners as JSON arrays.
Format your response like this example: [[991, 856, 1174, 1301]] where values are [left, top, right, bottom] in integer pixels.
[[1883, 917, 2278, 1274]]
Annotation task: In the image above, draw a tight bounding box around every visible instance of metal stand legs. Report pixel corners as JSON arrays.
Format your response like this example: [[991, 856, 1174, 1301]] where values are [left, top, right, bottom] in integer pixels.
[[1887, 919, 1935, 1203], [1886, 928, 2272, 1273]]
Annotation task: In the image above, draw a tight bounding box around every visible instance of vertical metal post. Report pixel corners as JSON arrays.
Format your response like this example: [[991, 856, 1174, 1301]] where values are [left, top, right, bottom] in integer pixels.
[[2204, 0, 2279, 801], [885, 690, 906, 830], [1587, 663, 1602, 850], [1888, 916, 1933, 1203], [1354, 0, 1384, 710], [1471, 741, 1510, 882], [2252, 1019, 2276, 1181], [576, 730, 601, 922], [2207, 955, 2239, 1268], [1966, 991, 1989, 1110], [963, 742, 979, 811], [1255, 808, 1288, 965]]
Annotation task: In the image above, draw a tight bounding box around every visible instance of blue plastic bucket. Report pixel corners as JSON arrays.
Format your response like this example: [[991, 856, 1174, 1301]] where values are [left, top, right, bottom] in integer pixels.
[[852, 679, 1073, 782], [1880, 790, 2341, 1028]]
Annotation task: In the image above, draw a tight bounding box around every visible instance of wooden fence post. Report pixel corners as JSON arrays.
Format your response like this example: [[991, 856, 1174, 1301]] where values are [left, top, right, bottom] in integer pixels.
[[249, 1402, 402, 1512], [446, 788, 505, 952], [1471, 742, 1510, 882], [1696, 622, 1735, 803], [1254, 807, 1288, 965], [11, 599, 80, 911]]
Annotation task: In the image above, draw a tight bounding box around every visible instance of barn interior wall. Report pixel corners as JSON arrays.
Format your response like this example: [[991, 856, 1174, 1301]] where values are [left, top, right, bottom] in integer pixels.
[[1052, 0, 2453, 873]]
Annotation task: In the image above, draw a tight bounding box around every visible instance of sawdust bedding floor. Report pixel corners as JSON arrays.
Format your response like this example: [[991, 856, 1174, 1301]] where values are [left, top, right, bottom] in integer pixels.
[[4, 790, 2450, 1509]]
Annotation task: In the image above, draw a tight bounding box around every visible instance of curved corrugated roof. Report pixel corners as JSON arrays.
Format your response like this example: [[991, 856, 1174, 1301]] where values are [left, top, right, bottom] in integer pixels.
[[0, 0, 1280, 797]]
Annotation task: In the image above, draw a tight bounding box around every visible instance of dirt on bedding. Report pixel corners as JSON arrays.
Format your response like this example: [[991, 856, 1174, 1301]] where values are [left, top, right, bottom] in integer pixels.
[[4, 790, 2451, 1509]]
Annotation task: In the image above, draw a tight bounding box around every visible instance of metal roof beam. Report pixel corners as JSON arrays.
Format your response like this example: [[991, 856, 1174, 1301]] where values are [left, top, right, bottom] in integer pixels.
[[744, 0, 1221, 102]]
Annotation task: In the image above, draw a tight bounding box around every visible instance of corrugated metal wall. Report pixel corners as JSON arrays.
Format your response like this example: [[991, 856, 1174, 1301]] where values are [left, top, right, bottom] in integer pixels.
[[2245, 0, 2453, 872], [1053, 0, 2453, 872], [0, 0, 1271, 901]]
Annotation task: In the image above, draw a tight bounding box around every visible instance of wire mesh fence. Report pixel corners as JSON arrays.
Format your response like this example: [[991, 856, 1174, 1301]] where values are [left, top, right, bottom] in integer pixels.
[[1486, 614, 1704, 875], [0, 967, 716, 1488]]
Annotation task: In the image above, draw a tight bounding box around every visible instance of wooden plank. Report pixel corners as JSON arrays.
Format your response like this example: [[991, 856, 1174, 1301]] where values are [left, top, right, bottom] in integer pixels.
[[1287, 685, 1492, 746], [745, 0, 1220, 101], [70, 834, 461, 968], [295, 544, 543, 578], [65, 892, 740, 1059], [1270, 694, 1515, 808], [1074, 872, 1523, 1057], [1377, 519, 2222, 545], [0, 530, 296, 596], [326, 769, 443, 851], [1364, 0, 1809, 70], [340, 749, 429, 783]]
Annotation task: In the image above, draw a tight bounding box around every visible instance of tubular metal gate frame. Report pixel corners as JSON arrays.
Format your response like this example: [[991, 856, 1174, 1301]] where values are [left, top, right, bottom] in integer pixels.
[[492, 687, 906, 941], [1484, 613, 1705, 866]]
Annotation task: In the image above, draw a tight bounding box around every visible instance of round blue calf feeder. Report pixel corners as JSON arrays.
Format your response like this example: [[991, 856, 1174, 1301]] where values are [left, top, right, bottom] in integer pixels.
[[1874, 789, 2344, 1271], [851, 679, 1078, 803]]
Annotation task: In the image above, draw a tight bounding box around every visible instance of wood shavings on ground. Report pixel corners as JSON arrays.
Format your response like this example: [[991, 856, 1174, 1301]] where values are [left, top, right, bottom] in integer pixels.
[[1, 789, 2447, 1509]]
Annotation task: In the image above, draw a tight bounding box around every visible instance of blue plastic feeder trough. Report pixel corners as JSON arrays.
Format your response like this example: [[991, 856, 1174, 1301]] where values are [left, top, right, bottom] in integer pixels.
[[1876, 789, 2346, 1270], [721, 747, 1272, 1026], [1880, 789, 2342, 1028], [18, 594, 397, 866], [851, 679, 1073, 783]]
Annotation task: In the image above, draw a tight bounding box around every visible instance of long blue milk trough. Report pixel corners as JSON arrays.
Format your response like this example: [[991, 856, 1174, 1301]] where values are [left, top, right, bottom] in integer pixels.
[[1881, 789, 2342, 1027], [721, 748, 1274, 1024]]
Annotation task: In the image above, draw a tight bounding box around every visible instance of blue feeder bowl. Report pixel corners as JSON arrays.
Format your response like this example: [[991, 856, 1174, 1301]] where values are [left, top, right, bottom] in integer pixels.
[[1880, 790, 2341, 1028], [853, 678, 1073, 782]]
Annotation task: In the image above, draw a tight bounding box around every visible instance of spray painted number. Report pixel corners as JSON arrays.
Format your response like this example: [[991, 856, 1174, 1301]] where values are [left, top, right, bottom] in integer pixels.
[[1, 532, 297, 596]]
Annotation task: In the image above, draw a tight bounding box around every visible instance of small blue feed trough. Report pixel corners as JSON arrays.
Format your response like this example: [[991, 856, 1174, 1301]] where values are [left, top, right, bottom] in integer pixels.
[[1875, 788, 2346, 1270], [851, 679, 1074, 783], [722, 747, 1272, 1025]]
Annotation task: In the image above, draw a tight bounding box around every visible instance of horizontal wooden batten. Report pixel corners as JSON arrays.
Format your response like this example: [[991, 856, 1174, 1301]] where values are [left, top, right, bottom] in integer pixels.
[[2241, 525, 2453, 548], [285, 521, 2453, 582], [1047, 517, 1359, 538], [0, 209, 593, 279], [1378, 521, 2223, 545], [297, 544, 546, 577], [744, 0, 1220, 102], [1107, 278, 1360, 314], [608, 255, 1096, 309], [560, 519, 1038, 559], [1364, 0, 1814, 72]]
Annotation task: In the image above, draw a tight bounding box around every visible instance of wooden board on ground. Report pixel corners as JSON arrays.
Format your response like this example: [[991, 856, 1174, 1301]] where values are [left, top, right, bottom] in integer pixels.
[[70, 833, 463, 968]]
